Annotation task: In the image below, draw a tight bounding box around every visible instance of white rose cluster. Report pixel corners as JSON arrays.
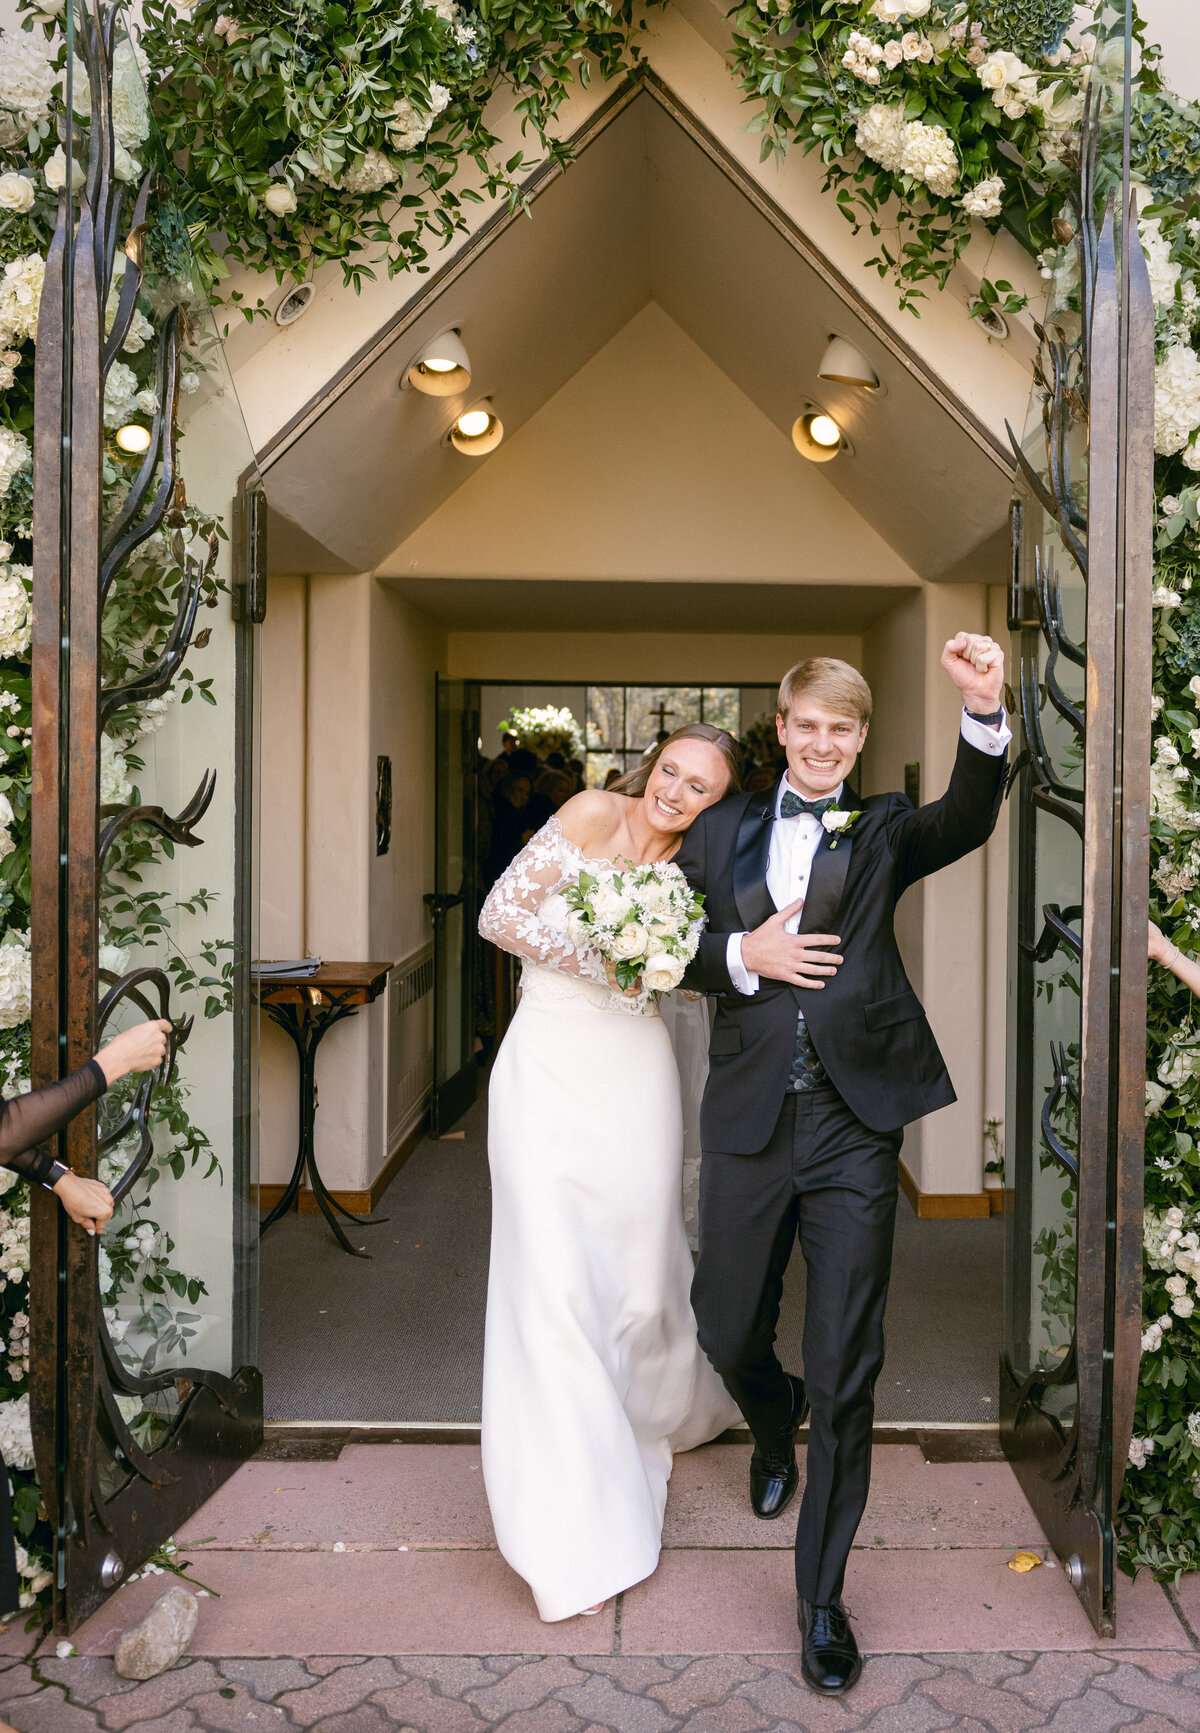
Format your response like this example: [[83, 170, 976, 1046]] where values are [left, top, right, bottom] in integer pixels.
[[1141, 1312, 1174, 1354], [0, 28, 57, 149], [14, 1542, 50, 1608], [977, 50, 1039, 120], [854, 104, 958, 197], [0, 932, 29, 1031], [0, 565, 31, 659], [387, 83, 451, 152], [1035, 80, 1084, 167], [101, 734, 132, 806], [842, 31, 884, 84], [1127, 1436, 1156, 1469], [1154, 342, 1200, 457], [961, 176, 1004, 220], [5, 1308, 28, 1380]]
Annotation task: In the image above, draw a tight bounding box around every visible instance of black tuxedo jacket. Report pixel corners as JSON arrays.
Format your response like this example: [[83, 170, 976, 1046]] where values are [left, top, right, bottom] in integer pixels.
[[672, 732, 1007, 1153]]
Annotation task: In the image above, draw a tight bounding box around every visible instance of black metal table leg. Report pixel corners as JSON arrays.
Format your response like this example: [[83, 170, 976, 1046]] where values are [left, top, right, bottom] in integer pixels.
[[258, 990, 389, 1256]]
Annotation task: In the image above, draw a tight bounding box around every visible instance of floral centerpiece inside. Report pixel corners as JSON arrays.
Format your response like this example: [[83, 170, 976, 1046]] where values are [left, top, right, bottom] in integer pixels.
[[558, 862, 705, 997]]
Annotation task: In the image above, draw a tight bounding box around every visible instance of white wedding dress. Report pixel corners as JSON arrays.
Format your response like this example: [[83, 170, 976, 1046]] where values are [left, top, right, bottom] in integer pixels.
[[478, 817, 740, 1621]]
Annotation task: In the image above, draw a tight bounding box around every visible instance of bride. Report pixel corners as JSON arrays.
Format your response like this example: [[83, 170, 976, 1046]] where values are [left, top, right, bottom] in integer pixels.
[[478, 723, 743, 1622]]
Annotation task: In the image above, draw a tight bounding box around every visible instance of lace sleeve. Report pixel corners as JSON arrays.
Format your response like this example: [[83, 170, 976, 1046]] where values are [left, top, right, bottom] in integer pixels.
[[478, 819, 605, 982]]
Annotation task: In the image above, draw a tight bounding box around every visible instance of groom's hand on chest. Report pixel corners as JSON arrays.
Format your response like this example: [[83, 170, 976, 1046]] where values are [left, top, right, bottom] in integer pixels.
[[740, 898, 843, 989]]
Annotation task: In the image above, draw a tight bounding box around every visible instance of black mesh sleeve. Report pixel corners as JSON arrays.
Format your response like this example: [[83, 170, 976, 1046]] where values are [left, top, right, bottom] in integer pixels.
[[0, 1060, 108, 1186]]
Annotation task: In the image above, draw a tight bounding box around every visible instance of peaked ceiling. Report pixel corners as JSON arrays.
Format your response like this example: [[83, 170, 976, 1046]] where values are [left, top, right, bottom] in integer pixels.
[[264, 89, 1015, 584]]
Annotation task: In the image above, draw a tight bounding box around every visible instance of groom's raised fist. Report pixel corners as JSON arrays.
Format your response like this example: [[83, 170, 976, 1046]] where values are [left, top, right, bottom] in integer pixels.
[[741, 898, 843, 990], [941, 632, 1005, 717]]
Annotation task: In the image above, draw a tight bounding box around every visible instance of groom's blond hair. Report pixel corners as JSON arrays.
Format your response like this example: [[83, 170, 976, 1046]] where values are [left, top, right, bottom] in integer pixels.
[[777, 658, 873, 727]]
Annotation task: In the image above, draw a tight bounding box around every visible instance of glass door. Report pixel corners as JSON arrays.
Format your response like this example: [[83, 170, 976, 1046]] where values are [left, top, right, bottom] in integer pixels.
[[29, 3, 262, 1629], [428, 678, 480, 1134], [1001, 8, 1153, 1638]]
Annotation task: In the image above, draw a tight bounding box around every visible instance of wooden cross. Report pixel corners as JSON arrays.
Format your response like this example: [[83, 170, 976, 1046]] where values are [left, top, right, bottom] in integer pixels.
[[648, 699, 675, 734]]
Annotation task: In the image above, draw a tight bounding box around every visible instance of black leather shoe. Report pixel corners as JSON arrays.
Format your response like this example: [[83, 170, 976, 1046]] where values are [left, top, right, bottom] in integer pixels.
[[749, 1374, 810, 1520], [798, 1597, 862, 1695]]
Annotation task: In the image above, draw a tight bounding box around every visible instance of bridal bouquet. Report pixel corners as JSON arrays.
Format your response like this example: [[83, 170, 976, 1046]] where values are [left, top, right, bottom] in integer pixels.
[[561, 862, 706, 996]]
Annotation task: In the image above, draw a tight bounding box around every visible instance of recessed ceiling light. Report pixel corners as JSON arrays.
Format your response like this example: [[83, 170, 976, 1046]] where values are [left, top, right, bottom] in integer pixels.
[[792, 409, 849, 463], [115, 423, 152, 455], [450, 405, 503, 456], [405, 330, 472, 396], [817, 335, 880, 390]]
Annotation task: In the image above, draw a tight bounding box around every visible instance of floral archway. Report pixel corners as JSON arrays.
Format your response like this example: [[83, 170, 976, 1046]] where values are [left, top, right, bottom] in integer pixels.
[[0, 0, 1195, 1605]]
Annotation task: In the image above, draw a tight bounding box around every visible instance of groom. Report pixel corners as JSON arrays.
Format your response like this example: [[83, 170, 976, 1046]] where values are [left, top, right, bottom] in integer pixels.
[[673, 634, 1009, 1695]]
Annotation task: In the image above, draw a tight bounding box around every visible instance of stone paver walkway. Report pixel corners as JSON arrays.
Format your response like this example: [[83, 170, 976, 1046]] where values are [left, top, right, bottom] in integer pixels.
[[3, 1645, 1200, 1732]]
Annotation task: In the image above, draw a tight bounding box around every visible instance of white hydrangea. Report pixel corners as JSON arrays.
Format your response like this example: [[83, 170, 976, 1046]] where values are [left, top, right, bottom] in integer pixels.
[[1141, 217, 1182, 310], [70, 43, 150, 150], [1154, 342, 1200, 457], [312, 147, 401, 196], [962, 176, 1004, 219], [100, 734, 131, 806], [0, 427, 28, 504], [0, 934, 29, 1031], [0, 1395, 33, 1471], [122, 309, 154, 355], [901, 119, 959, 198], [854, 102, 907, 174], [1187, 1412, 1200, 1450], [0, 790, 14, 863], [0, 29, 57, 149], [103, 359, 139, 428], [0, 565, 31, 658], [0, 253, 45, 349], [386, 83, 451, 152]]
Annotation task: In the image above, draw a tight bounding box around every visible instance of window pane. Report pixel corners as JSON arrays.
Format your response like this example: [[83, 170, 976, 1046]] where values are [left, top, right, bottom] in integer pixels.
[[587, 686, 624, 752], [625, 688, 700, 753], [701, 687, 740, 732], [585, 752, 624, 788]]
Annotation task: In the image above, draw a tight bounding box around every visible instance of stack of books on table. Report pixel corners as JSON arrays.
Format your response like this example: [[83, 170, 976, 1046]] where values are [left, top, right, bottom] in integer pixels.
[[251, 959, 322, 980]]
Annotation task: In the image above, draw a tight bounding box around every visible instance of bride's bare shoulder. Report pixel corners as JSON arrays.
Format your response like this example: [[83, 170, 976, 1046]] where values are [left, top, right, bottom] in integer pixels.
[[557, 789, 631, 854]]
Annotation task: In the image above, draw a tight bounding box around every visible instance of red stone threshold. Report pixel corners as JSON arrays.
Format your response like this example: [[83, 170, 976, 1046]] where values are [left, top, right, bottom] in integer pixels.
[[61, 1545, 1192, 1659]]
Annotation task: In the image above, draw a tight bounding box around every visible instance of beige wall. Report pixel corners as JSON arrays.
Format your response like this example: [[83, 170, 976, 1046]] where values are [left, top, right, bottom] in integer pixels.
[[384, 305, 919, 587], [447, 632, 863, 684]]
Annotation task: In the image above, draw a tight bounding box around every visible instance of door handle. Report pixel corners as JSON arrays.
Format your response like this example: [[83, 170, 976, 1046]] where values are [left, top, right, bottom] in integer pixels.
[[424, 891, 465, 929]]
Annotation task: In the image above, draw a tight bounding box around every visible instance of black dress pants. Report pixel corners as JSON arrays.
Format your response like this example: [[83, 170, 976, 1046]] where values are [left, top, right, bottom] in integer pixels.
[[691, 1087, 902, 1604]]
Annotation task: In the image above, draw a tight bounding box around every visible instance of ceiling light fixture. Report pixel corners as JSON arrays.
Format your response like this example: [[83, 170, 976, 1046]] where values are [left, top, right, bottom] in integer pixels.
[[114, 423, 152, 455], [449, 403, 503, 456], [405, 329, 472, 396], [817, 334, 880, 391], [792, 408, 850, 464]]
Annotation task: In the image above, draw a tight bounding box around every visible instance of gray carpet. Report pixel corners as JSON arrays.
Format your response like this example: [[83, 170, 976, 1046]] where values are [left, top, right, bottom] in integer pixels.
[[260, 1097, 1003, 1424]]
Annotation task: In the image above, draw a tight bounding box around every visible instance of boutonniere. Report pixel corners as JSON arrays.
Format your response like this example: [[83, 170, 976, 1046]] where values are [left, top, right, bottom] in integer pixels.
[[821, 806, 863, 850]]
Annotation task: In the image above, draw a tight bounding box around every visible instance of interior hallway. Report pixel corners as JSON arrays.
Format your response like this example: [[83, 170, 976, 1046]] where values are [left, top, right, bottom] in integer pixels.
[[258, 1098, 1004, 1426]]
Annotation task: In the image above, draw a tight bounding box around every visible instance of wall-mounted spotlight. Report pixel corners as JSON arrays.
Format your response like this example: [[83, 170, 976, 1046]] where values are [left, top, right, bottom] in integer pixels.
[[817, 334, 880, 391], [792, 407, 851, 463], [405, 329, 472, 397], [449, 402, 503, 456], [114, 423, 152, 456]]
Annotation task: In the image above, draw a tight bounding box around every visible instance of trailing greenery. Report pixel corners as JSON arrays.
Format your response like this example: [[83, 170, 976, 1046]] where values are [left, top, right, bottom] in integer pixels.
[[139, 0, 662, 309]]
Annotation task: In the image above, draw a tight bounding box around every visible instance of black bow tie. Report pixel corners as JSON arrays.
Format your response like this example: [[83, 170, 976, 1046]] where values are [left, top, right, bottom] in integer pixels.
[[779, 791, 836, 820]]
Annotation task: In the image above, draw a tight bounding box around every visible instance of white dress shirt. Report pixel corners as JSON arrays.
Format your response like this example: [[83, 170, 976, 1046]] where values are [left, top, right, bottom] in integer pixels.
[[726, 707, 1012, 995]]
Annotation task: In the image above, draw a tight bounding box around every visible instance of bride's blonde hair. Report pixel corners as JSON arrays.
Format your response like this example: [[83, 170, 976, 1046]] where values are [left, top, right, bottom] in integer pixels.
[[609, 724, 743, 800]]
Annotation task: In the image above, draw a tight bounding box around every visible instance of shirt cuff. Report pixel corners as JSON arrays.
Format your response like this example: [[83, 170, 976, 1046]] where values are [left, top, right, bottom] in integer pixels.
[[960, 706, 1012, 757], [726, 932, 759, 996]]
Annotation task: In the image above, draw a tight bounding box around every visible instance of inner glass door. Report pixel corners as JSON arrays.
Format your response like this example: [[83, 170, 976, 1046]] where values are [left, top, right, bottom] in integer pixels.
[[429, 678, 481, 1134]]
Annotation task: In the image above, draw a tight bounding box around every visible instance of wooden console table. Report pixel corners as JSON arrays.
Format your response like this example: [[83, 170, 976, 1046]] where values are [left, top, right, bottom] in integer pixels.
[[255, 962, 393, 1257]]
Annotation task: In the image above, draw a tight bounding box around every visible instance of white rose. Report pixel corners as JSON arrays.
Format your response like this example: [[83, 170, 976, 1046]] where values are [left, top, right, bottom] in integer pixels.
[[962, 176, 1004, 220], [135, 388, 157, 417], [43, 147, 82, 192], [643, 953, 686, 993], [592, 888, 632, 925], [882, 40, 903, 68], [900, 31, 922, 59], [566, 911, 592, 948], [1156, 738, 1181, 766], [1152, 586, 1183, 610], [263, 181, 297, 218], [1146, 1080, 1168, 1117], [0, 175, 33, 214], [822, 808, 853, 833], [1172, 1293, 1195, 1318], [612, 923, 648, 960], [978, 49, 1030, 93], [122, 309, 154, 355]]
